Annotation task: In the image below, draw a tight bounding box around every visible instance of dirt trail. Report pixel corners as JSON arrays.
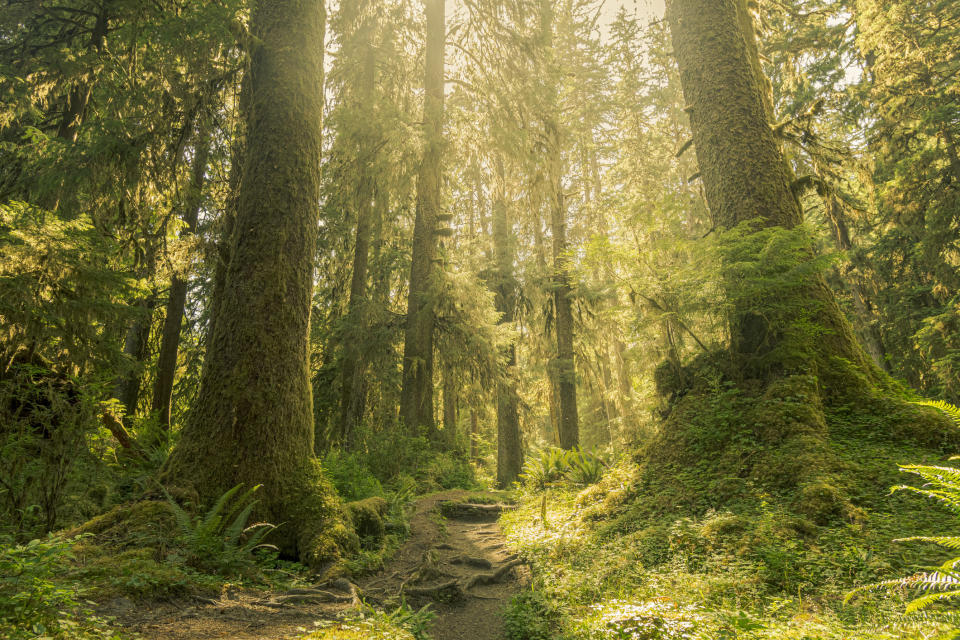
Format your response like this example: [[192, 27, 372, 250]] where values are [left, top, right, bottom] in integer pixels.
[[106, 490, 525, 639], [360, 489, 528, 640]]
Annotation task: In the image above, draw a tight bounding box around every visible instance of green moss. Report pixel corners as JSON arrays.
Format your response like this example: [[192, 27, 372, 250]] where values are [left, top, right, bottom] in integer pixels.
[[345, 497, 388, 544], [71, 547, 217, 599], [64, 500, 175, 550]]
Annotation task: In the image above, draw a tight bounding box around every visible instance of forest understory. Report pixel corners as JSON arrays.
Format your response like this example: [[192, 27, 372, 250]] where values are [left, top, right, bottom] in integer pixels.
[[3, 0, 960, 639]]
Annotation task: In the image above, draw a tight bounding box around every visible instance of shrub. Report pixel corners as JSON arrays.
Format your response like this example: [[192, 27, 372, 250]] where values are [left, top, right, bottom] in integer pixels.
[[0, 534, 124, 639], [322, 450, 385, 501]]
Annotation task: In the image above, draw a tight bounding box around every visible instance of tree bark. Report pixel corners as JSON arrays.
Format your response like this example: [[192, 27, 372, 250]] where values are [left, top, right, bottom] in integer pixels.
[[338, 31, 378, 448], [442, 365, 458, 447], [492, 160, 523, 486], [547, 124, 579, 450], [112, 296, 153, 418], [399, 0, 445, 438], [163, 0, 345, 567], [470, 407, 479, 462], [151, 119, 213, 432], [667, 0, 877, 383], [208, 76, 250, 340]]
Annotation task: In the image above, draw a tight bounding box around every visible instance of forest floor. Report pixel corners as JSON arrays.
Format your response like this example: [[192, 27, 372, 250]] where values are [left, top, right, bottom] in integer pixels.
[[100, 489, 525, 640]]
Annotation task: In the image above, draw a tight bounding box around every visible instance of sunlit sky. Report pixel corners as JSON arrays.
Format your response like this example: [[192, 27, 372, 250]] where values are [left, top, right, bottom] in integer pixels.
[[599, 0, 665, 38], [601, 0, 665, 22]]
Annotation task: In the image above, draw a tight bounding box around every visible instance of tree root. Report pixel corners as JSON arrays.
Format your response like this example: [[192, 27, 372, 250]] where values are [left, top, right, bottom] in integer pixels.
[[462, 559, 523, 591], [256, 580, 359, 607]]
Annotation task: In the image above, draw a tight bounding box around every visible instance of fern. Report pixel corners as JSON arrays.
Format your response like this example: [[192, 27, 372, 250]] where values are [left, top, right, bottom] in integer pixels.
[[565, 447, 607, 486], [519, 447, 607, 489], [163, 483, 277, 574], [848, 399, 960, 637], [914, 400, 960, 428]]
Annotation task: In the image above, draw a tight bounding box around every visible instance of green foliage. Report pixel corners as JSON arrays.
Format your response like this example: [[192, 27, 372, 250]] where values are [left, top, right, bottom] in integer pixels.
[[322, 450, 386, 501], [370, 600, 436, 640], [0, 534, 125, 639], [163, 484, 277, 575], [520, 448, 572, 490], [0, 204, 144, 538], [848, 400, 960, 636], [913, 400, 960, 428], [504, 590, 562, 640], [0, 203, 143, 374], [520, 447, 607, 491], [565, 448, 607, 486], [305, 600, 431, 640]]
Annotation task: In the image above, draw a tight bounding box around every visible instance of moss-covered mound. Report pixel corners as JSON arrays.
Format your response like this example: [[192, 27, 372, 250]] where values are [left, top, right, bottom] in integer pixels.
[[345, 497, 388, 545], [501, 359, 960, 638], [640, 364, 956, 523]]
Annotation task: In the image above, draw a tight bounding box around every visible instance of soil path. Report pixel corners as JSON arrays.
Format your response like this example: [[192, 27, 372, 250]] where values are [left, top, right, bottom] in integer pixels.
[[359, 489, 527, 640], [105, 490, 525, 640]]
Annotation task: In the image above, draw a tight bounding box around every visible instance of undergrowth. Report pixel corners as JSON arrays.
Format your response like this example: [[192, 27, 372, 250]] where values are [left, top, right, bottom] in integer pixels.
[[500, 395, 960, 640], [0, 534, 129, 639]]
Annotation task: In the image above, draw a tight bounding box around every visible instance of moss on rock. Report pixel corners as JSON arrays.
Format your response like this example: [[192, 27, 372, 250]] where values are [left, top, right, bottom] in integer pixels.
[[345, 497, 388, 543]]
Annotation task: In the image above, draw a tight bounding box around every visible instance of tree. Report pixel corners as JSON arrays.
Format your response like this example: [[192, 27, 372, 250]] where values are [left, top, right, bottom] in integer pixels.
[[163, 0, 348, 566], [539, 0, 579, 450], [151, 118, 214, 433], [667, 0, 874, 378], [336, 0, 380, 448], [399, 0, 446, 438], [492, 158, 523, 487]]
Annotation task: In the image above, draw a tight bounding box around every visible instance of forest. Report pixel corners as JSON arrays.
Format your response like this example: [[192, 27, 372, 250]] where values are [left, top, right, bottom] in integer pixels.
[[1, 0, 960, 638]]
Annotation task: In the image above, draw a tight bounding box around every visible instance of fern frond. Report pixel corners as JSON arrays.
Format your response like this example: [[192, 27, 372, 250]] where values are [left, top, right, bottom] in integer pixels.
[[906, 589, 960, 614], [895, 536, 960, 551], [225, 502, 258, 546], [898, 464, 960, 485], [161, 486, 195, 538], [913, 400, 960, 427], [241, 522, 278, 553], [221, 484, 262, 527]]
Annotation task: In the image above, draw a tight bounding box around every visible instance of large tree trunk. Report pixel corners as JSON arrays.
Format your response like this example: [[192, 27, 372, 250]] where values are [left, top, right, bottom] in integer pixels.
[[338, 32, 378, 449], [547, 125, 579, 450], [163, 0, 347, 567], [151, 120, 213, 432], [667, 0, 876, 381], [208, 77, 250, 340], [492, 162, 523, 487], [399, 0, 445, 438]]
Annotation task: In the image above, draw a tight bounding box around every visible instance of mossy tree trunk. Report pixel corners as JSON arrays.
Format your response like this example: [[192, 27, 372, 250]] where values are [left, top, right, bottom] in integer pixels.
[[666, 0, 876, 382], [164, 0, 349, 567], [400, 0, 445, 439], [492, 160, 523, 487], [339, 27, 378, 449], [547, 123, 579, 450]]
